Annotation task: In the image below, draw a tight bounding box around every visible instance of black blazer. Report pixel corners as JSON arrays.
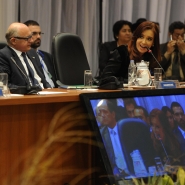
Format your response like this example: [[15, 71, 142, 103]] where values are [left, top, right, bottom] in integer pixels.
[[160, 42, 185, 80], [0, 46, 50, 88], [38, 50, 57, 87], [28, 49, 57, 87], [99, 41, 117, 76], [100, 126, 121, 175]]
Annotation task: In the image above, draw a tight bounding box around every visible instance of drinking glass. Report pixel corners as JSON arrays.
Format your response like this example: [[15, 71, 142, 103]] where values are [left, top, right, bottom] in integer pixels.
[[0, 73, 10, 97], [154, 68, 162, 82], [84, 70, 93, 86]]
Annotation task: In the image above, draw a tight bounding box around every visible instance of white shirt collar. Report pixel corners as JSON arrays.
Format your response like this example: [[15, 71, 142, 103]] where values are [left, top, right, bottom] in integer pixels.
[[10, 47, 23, 57]]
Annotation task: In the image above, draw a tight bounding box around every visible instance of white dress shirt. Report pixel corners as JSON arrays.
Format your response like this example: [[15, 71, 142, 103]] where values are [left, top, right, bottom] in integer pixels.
[[108, 125, 129, 174]]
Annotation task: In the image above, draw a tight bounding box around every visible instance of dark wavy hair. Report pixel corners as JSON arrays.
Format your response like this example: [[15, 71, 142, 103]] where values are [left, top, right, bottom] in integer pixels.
[[128, 21, 160, 71], [149, 108, 181, 161]]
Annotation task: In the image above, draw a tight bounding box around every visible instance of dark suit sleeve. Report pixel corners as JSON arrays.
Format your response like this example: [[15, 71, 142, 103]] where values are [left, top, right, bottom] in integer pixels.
[[41, 51, 57, 87], [0, 52, 11, 75], [160, 43, 171, 71], [99, 43, 112, 73], [99, 41, 117, 76], [101, 45, 129, 81], [27, 49, 51, 88], [0, 47, 29, 88]]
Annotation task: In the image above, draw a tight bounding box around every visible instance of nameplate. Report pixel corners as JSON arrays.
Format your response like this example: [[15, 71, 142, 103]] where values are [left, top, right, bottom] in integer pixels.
[[160, 81, 176, 89]]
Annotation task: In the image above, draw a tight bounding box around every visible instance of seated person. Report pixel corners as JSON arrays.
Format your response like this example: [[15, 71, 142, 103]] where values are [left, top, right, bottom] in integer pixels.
[[0, 22, 51, 90], [161, 106, 176, 131], [24, 20, 57, 88], [160, 21, 185, 81], [134, 105, 150, 126], [99, 20, 133, 76], [149, 108, 184, 165], [100, 21, 160, 83], [96, 99, 129, 176], [132, 18, 147, 33]]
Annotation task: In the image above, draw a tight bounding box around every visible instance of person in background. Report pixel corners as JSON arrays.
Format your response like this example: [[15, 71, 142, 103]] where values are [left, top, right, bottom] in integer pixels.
[[123, 98, 137, 118], [134, 105, 150, 126], [0, 22, 50, 89], [161, 106, 176, 131], [160, 21, 185, 81], [96, 99, 129, 176], [100, 21, 160, 83], [132, 18, 147, 33], [171, 101, 185, 153], [149, 108, 183, 165], [24, 20, 57, 87], [99, 20, 133, 76]]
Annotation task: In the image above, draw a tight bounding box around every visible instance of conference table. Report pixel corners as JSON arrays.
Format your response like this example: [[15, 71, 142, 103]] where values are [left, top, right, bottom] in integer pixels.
[[0, 88, 121, 185]]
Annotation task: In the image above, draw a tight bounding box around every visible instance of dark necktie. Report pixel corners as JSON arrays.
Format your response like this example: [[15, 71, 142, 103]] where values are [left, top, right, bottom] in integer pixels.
[[21, 52, 38, 86], [172, 50, 180, 80]]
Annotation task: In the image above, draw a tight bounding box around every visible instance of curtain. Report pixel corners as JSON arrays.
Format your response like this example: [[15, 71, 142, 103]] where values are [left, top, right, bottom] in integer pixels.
[[0, 0, 19, 42], [19, 0, 100, 76], [102, 0, 185, 44]]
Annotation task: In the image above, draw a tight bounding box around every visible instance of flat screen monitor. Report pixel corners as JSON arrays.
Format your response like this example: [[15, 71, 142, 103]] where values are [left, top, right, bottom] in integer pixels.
[[79, 88, 185, 184]]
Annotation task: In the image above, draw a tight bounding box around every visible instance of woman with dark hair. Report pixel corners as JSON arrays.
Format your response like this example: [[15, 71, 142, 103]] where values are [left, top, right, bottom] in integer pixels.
[[99, 20, 133, 76], [100, 21, 161, 83], [149, 108, 183, 165], [161, 106, 176, 131]]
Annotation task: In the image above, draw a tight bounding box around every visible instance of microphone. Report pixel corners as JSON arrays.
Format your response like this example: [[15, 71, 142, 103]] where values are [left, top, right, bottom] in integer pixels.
[[11, 57, 32, 90], [145, 47, 167, 80], [152, 128, 170, 165]]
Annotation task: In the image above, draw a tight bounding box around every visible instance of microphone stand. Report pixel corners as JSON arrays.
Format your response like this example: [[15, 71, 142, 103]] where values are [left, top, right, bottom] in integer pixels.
[[152, 129, 170, 165], [146, 47, 167, 80]]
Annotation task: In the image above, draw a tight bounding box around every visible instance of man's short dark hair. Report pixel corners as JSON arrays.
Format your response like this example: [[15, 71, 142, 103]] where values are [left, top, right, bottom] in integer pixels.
[[24, 20, 40, 26], [135, 105, 149, 117], [171, 101, 184, 114], [162, 106, 173, 114], [106, 99, 117, 113], [169, 21, 185, 34], [123, 98, 137, 107]]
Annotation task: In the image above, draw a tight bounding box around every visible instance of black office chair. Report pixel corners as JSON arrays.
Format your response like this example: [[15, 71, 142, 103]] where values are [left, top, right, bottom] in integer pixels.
[[117, 118, 157, 175], [0, 42, 6, 49], [52, 33, 90, 85]]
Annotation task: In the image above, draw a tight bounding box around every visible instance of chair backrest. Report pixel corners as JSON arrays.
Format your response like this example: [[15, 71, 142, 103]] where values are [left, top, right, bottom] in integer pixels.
[[52, 33, 90, 85], [0, 42, 7, 49], [117, 118, 156, 175]]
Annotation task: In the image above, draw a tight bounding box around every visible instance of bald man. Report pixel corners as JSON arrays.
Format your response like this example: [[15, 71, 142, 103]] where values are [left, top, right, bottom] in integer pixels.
[[0, 22, 50, 91]]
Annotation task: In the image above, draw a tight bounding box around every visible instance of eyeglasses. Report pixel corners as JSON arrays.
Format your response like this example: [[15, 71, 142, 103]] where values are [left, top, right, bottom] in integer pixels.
[[32, 32, 44, 36], [13, 35, 33, 41]]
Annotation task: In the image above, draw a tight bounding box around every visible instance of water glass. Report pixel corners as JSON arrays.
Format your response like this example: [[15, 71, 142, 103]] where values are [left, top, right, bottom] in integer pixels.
[[0, 73, 10, 97], [154, 68, 162, 81], [84, 70, 93, 86]]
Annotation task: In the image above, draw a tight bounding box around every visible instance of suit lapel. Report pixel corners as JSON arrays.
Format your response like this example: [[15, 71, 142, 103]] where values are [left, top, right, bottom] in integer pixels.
[[8, 47, 28, 76], [27, 50, 44, 75]]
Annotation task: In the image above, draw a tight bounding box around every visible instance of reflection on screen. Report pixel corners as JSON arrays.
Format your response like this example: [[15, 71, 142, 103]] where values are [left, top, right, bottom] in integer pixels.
[[90, 95, 185, 179]]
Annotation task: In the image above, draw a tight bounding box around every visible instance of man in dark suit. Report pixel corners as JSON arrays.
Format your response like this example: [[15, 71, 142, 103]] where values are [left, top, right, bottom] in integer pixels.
[[96, 99, 129, 177], [160, 21, 185, 81], [24, 20, 57, 87], [0, 22, 50, 90], [171, 102, 185, 153]]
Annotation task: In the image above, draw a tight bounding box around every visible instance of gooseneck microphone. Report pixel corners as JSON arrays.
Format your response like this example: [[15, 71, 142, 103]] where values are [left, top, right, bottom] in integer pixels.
[[152, 129, 170, 165], [11, 57, 32, 90], [146, 47, 167, 80]]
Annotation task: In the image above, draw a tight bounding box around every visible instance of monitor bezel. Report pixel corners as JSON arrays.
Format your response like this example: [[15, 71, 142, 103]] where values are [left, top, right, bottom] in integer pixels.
[[79, 88, 185, 184]]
